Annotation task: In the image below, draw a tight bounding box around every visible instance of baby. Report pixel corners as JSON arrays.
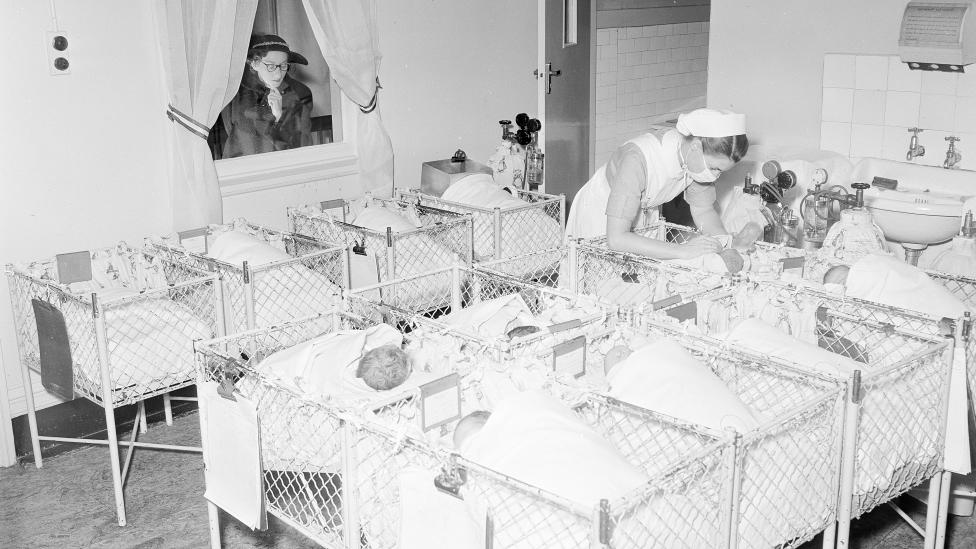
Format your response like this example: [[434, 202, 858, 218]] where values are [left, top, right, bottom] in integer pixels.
[[822, 265, 850, 286], [453, 410, 492, 450], [356, 344, 412, 391]]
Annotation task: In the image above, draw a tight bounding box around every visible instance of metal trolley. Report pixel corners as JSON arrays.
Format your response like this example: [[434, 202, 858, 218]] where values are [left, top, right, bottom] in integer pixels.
[[194, 311, 740, 549], [147, 220, 347, 334], [397, 187, 565, 266], [6, 244, 222, 525], [288, 197, 474, 312]]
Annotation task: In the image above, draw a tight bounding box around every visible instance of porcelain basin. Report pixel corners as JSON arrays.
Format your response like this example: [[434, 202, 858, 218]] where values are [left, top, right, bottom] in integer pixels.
[[848, 158, 973, 246]]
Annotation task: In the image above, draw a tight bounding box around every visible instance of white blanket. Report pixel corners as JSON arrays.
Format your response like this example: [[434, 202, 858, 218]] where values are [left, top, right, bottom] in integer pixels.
[[94, 292, 212, 393], [607, 339, 762, 433], [721, 318, 858, 377], [439, 294, 536, 338], [461, 390, 648, 506], [846, 254, 968, 320], [442, 175, 561, 262], [398, 466, 486, 549], [208, 229, 343, 329]]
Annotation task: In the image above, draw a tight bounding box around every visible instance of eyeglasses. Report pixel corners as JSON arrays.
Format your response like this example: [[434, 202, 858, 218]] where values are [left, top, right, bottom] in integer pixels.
[[260, 61, 290, 73]]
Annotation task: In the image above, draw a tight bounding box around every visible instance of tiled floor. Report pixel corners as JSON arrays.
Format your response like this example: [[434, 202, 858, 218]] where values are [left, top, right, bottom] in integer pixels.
[[2, 411, 976, 548]]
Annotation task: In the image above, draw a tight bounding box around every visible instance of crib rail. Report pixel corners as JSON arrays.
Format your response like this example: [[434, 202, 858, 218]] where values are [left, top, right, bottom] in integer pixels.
[[7, 247, 220, 407], [397, 187, 565, 263], [149, 222, 346, 334]]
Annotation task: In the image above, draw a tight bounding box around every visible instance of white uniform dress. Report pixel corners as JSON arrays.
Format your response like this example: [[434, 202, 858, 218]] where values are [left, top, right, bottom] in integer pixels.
[[566, 129, 715, 239]]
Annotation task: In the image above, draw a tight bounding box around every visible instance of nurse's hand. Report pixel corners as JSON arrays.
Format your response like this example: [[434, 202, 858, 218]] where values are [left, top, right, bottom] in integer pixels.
[[679, 235, 723, 258]]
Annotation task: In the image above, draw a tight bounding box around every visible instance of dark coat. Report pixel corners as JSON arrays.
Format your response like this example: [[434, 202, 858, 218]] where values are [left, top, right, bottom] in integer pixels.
[[221, 69, 313, 158]]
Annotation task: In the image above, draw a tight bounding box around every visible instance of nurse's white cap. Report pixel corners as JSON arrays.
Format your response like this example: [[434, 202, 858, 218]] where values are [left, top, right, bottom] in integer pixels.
[[676, 108, 746, 138]]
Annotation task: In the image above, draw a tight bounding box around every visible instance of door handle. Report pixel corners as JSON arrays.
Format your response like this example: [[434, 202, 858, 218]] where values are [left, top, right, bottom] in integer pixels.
[[534, 62, 563, 94]]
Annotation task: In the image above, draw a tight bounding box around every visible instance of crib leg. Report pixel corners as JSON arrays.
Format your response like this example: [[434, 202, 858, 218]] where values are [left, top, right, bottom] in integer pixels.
[[821, 521, 836, 549], [934, 471, 952, 549], [102, 404, 127, 526], [163, 393, 173, 426], [17, 360, 43, 469], [120, 403, 143, 488], [923, 473, 945, 549], [139, 401, 149, 434], [207, 501, 222, 549]]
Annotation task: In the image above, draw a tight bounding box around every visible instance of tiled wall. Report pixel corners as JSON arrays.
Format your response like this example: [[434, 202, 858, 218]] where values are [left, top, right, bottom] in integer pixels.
[[594, 22, 709, 168], [820, 54, 976, 170]]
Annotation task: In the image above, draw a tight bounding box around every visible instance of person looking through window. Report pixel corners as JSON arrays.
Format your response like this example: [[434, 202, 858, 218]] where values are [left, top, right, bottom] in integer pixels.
[[220, 34, 313, 158]]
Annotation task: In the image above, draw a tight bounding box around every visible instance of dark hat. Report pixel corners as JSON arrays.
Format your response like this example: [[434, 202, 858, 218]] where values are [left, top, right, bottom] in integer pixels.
[[249, 34, 308, 65]]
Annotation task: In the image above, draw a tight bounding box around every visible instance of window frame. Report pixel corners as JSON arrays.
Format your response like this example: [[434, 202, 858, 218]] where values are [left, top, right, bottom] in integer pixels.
[[215, 73, 359, 198]]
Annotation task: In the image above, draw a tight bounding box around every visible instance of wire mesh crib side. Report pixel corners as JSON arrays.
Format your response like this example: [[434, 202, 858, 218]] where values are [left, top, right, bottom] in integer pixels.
[[288, 200, 474, 312], [397, 188, 565, 264], [643, 281, 955, 522], [7, 247, 220, 407], [147, 222, 347, 334]]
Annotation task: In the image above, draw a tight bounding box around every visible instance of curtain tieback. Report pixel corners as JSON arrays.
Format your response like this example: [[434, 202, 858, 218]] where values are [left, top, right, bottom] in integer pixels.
[[359, 78, 382, 114], [166, 104, 211, 140]]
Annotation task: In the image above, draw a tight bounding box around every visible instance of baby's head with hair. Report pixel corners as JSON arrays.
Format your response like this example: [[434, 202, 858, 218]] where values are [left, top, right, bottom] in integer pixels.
[[823, 265, 850, 286], [453, 410, 491, 450], [356, 344, 412, 391]]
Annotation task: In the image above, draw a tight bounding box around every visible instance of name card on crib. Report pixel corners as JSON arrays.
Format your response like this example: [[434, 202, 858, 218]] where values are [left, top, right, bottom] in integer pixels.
[[420, 373, 462, 432], [552, 335, 586, 379], [548, 318, 583, 333], [178, 227, 209, 255], [55, 250, 93, 284], [779, 256, 805, 273], [666, 301, 698, 324]]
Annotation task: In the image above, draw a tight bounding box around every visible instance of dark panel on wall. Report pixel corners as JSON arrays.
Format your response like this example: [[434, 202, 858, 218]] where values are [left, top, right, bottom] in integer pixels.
[[597, 0, 710, 28]]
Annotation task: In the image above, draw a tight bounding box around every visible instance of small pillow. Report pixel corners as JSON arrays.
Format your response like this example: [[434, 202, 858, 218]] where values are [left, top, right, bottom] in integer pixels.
[[352, 206, 421, 233], [209, 230, 291, 266], [607, 339, 761, 433]]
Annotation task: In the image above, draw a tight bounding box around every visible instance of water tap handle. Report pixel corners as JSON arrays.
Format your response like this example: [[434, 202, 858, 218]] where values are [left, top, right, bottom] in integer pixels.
[[851, 182, 870, 208], [946, 135, 961, 150], [908, 127, 924, 136]]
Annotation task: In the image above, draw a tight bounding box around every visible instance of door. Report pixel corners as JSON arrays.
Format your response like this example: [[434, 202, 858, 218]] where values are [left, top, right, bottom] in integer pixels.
[[542, 0, 592, 207]]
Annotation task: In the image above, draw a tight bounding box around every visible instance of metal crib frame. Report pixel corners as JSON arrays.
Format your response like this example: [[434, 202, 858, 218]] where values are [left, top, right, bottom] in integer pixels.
[[397, 187, 566, 264], [6, 249, 223, 526]]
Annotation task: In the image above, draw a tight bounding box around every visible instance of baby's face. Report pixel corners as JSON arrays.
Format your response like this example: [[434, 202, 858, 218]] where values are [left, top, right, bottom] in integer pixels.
[[603, 345, 633, 374], [823, 266, 850, 286]]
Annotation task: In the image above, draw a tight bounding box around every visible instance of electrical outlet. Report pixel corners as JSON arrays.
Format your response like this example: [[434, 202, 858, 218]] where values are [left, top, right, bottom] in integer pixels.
[[46, 30, 70, 75]]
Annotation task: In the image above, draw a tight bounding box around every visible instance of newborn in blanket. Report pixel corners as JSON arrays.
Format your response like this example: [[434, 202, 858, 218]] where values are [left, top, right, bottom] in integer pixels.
[[439, 294, 590, 341], [823, 254, 968, 319], [442, 174, 561, 261], [257, 324, 435, 404], [456, 391, 649, 506], [605, 338, 762, 433]]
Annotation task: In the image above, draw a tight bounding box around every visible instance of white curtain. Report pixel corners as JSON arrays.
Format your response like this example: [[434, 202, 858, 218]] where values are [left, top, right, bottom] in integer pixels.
[[153, 0, 258, 230], [301, 0, 395, 197]]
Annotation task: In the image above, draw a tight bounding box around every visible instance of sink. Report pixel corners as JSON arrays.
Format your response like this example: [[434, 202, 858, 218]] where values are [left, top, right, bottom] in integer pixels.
[[848, 158, 973, 247]]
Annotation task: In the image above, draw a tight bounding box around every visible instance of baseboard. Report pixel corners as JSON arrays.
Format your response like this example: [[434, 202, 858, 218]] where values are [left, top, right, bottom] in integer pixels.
[[11, 385, 198, 462]]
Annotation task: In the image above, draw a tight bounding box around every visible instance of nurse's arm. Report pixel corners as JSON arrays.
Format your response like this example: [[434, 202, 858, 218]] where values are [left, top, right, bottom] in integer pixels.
[[686, 182, 728, 236], [606, 215, 694, 259]]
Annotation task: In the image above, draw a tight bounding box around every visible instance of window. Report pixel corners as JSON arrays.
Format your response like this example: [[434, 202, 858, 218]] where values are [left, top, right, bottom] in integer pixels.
[[210, 0, 356, 194]]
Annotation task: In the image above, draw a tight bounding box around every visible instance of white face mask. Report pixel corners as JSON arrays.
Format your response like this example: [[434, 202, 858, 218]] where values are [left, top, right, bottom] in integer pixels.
[[680, 141, 720, 183]]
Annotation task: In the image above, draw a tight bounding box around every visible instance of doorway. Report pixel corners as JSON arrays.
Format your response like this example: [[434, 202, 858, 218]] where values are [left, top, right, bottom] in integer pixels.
[[540, 0, 593, 209]]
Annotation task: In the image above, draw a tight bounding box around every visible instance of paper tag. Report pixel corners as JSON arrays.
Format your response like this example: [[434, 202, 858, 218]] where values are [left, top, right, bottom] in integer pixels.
[[552, 335, 586, 379], [200, 381, 267, 530], [55, 251, 92, 284], [666, 301, 698, 323], [32, 298, 74, 400], [651, 295, 682, 311], [178, 227, 209, 255], [349, 250, 380, 289], [780, 256, 805, 272], [320, 199, 346, 212], [548, 318, 583, 333], [420, 373, 461, 431]]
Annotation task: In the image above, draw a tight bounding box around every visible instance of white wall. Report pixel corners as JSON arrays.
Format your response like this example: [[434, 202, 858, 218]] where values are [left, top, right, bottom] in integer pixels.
[[0, 0, 172, 417], [708, 0, 905, 152], [378, 0, 538, 188]]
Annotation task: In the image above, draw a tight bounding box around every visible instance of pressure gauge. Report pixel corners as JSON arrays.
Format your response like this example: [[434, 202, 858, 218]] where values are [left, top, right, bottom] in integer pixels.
[[812, 168, 828, 186]]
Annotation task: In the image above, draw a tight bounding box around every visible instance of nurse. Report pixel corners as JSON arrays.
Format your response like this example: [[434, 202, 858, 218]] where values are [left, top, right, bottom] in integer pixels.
[[566, 108, 749, 259]]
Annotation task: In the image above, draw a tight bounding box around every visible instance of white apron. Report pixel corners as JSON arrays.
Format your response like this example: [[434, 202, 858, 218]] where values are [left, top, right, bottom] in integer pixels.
[[566, 130, 689, 240]]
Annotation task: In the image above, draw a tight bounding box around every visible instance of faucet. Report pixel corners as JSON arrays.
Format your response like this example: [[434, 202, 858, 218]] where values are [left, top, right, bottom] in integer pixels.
[[906, 127, 925, 161], [944, 136, 962, 169]]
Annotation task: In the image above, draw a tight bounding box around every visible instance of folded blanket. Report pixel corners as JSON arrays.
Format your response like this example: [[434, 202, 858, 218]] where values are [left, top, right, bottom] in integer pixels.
[[607, 339, 761, 433], [398, 466, 486, 549], [846, 254, 968, 319], [438, 294, 537, 338], [461, 390, 648, 506], [209, 230, 292, 266], [720, 318, 859, 377], [352, 204, 422, 233]]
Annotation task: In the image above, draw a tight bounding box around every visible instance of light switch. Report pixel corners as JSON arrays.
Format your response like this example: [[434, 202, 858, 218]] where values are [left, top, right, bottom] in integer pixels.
[[46, 31, 70, 75]]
